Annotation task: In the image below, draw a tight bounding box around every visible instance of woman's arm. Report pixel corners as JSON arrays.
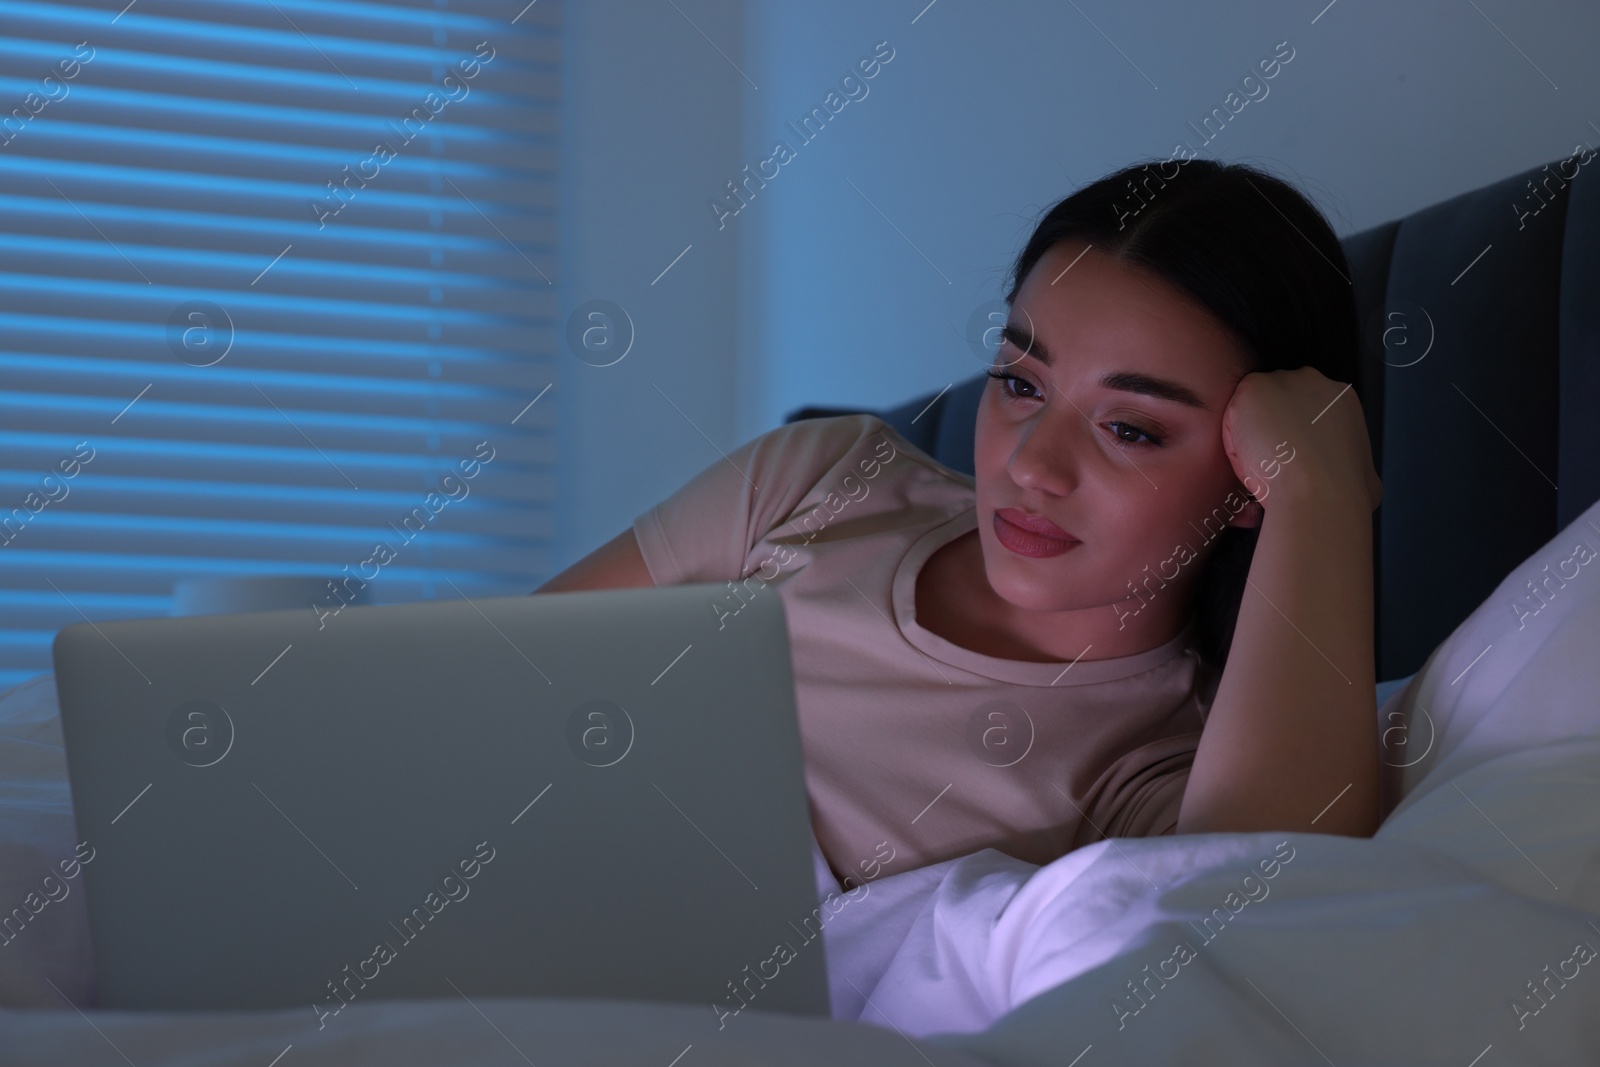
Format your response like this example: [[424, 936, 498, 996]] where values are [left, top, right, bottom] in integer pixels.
[[1175, 479, 1379, 837], [1175, 369, 1383, 839], [532, 528, 656, 593]]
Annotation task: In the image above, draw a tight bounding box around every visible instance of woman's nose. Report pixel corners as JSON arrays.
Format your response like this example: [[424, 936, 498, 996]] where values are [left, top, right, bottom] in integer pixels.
[[1007, 417, 1080, 496]]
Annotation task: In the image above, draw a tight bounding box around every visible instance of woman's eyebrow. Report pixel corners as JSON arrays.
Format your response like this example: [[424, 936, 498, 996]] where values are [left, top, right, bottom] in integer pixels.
[[1000, 321, 1209, 410]]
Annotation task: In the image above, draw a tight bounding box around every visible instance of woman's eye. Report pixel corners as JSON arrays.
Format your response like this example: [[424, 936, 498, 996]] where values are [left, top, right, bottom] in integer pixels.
[[985, 368, 1038, 400], [1107, 421, 1163, 448]]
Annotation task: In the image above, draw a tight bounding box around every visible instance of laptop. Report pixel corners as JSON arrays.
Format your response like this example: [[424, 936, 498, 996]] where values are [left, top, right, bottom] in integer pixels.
[[52, 582, 832, 1021]]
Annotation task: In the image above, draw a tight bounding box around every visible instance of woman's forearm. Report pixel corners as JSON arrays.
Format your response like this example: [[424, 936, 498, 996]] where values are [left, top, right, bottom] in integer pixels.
[[1174, 477, 1380, 838]]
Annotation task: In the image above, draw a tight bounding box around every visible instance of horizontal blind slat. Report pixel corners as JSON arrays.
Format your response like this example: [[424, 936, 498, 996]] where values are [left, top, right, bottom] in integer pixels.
[[0, 0, 562, 687]]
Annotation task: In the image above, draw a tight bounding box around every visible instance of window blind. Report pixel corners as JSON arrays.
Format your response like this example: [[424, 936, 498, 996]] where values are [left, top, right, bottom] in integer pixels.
[[0, 0, 560, 690]]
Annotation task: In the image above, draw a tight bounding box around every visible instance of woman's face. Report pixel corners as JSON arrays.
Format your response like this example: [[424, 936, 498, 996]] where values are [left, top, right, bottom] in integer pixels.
[[972, 238, 1259, 650]]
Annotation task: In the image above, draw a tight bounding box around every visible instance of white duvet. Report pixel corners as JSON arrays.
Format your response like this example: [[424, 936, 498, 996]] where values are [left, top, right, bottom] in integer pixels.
[[4, 499, 1600, 1065]]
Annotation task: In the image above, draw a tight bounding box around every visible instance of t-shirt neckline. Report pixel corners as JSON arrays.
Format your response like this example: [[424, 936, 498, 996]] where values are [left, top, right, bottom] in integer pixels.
[[892, 506, 1196, 686]]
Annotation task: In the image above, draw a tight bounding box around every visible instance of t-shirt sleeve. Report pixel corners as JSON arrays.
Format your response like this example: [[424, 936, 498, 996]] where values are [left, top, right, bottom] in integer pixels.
[[1122, 770, 1189, 837], [1101, 741, 1196, 839], [631, 413, 895, 586]]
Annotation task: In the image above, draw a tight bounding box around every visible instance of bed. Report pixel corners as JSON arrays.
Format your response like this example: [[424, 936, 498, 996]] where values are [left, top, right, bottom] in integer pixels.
[[4, 157, 1598, 1064]]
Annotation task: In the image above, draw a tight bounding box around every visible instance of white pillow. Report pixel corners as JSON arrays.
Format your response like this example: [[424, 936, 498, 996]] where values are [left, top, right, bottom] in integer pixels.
[[1374, 495, 1600, 905], [0, 672, 96, 1008]]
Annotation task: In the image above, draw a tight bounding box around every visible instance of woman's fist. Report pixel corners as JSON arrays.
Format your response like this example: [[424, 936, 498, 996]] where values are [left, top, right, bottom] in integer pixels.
[[1221, 367, 1382, 513]]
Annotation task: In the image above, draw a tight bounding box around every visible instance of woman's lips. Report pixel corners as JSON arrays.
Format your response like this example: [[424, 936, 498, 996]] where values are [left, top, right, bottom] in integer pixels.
[[995, 507, 1074, 539], [993, 512, 1080, 558]]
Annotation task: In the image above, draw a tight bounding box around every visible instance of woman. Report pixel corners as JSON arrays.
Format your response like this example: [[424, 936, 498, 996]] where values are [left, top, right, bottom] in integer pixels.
[[537, 158, 1383, 889]]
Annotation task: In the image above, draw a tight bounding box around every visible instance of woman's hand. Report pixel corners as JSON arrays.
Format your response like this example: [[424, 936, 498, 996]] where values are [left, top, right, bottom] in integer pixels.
[[1220, 367, 1382, 513]]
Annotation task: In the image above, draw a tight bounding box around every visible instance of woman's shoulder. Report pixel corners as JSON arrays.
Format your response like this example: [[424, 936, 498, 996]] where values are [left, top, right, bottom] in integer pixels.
[[769, 413, 974, 490]]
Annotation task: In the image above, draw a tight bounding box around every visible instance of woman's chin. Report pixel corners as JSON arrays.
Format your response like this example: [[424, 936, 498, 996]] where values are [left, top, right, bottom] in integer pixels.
[[982, 561, 1084, 614]]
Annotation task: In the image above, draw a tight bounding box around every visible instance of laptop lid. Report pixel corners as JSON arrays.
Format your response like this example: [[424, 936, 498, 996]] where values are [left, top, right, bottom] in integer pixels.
[[52, 583, 831, 1019]]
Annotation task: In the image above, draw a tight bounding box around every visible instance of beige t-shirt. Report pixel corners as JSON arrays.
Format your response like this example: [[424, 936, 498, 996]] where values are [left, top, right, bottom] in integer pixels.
[[632, 413, 1219, 882]]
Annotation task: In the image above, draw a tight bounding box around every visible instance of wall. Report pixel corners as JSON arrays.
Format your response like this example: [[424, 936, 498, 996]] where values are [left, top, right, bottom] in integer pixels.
[[557, 0, 1600, 571], [556, 0, 750, 569]]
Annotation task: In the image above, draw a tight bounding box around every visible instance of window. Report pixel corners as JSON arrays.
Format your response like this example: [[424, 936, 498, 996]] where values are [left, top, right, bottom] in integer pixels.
[[0, 0, 559, 689]]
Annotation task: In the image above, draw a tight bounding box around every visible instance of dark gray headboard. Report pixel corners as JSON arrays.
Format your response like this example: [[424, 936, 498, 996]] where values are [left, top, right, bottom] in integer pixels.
[[787, 155, 1600, 681]]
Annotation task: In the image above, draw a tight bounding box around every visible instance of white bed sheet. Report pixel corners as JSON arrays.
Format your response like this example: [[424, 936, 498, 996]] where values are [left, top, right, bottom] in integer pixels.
[[817, 738, 1600, 1066]]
